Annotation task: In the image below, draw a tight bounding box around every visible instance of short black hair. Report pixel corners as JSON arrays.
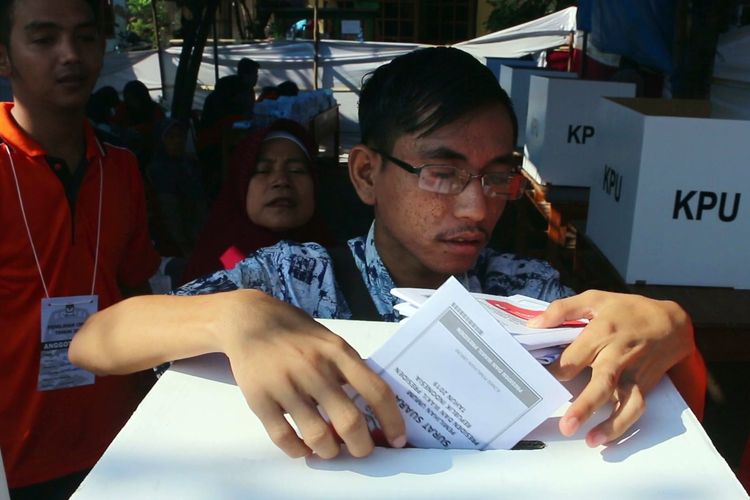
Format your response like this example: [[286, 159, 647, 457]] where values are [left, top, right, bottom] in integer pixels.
[[276, 80, 299, 97], [237, 57, 259, 75], [358, 47, 518, 152], [0, 0, 102, 47]]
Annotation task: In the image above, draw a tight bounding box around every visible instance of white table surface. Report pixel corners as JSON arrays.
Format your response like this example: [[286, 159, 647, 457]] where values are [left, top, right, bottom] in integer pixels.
[[72, 319, 748, 499]]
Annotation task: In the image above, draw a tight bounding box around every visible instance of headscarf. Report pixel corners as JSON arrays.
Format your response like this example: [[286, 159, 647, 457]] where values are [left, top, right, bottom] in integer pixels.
[[182, 118, 335, 283]]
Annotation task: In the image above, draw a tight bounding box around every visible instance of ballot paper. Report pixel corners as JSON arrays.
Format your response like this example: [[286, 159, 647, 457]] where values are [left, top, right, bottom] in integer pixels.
[[353, 277, 572, 450], [392, 287, 586, 350]]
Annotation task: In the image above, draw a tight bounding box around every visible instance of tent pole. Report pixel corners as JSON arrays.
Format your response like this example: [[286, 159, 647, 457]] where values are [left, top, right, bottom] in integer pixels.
[[212, 15, 219, 83], [313, 0, 319, 90], [580, 31, 588, 78]]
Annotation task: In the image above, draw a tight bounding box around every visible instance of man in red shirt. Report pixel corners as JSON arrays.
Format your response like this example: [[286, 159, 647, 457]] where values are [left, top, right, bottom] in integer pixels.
[[0, 0, 160, 497]]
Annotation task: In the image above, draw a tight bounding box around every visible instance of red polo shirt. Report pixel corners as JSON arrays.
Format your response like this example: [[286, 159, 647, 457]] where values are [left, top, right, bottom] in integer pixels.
[[0, 102, 160, 487]]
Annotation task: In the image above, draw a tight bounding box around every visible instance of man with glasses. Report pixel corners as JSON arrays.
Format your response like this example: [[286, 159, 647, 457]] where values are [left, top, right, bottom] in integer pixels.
[[70, 47, 704, 461]]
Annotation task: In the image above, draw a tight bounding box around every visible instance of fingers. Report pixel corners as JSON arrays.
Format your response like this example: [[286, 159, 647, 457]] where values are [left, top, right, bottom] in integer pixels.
[[527, 291, 600, 328], [296, 367, 375, 458], [244, 336, 405, 459], [249, 390, 313, 459], [558, 362, 618, 438], [558, 339, 644, 437], [548, 315, 614, 381], [330, 344, 407, 450], [548, 337, 597, 382], [585, 383, 646, 447]]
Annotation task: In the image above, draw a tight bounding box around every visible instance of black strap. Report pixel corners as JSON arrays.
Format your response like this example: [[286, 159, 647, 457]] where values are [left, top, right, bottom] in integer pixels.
[[327, 246, 381, 321]]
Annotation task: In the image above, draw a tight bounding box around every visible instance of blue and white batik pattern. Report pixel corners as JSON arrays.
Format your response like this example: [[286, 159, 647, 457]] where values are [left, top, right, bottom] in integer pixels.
[[174, 223, 574, 321]]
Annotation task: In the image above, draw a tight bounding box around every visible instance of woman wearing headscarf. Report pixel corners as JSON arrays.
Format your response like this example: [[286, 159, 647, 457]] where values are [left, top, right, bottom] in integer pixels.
[[183, 119, 334, 283]]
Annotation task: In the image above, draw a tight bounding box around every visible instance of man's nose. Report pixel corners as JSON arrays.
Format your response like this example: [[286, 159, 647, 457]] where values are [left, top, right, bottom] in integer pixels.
[[59, 35, 82, 64], [453, 177, 488, 222]]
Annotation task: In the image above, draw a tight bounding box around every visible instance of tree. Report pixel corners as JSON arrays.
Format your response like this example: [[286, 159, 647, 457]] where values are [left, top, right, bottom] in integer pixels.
[[485, 0, 576, 32], [126, 0, 171, 48]]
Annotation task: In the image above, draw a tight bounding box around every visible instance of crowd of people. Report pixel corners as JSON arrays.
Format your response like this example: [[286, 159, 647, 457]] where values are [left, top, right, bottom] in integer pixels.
[[0, 0, 736, 499], [82, 55, 326, 284]]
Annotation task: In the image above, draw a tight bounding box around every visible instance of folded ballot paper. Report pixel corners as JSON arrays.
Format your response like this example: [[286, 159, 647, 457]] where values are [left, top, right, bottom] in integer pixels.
[[349, 277, 580, 450], [393, 284, 586, 365]]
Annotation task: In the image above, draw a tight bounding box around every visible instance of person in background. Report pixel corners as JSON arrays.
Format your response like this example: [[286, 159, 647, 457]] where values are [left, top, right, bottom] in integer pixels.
[[257, 80, 300, 102], [147, 118, 207, 258], [197, 74, 255, 198], [0, 0, 160, 497], [237, 56, 259, 99], [277, 80, 299, 97], [183, 118, 333, 283], [85, 85, 139, 148], [85, 85, 119, 128], [112, 79, 164, 168], [69, 47, 705, 463]]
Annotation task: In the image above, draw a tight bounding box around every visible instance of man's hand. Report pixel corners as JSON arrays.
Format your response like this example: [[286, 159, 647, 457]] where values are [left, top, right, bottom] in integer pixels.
[[218, 291, 407, 459], [70, 290, 406, 459], [527, 290, 695, 447]]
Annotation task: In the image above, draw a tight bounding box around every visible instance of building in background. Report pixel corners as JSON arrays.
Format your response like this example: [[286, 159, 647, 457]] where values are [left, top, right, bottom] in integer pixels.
[[162, 0, 501, 45]]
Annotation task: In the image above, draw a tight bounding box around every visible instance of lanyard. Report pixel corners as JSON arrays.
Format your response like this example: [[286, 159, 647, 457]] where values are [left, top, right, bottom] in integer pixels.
[[4, 143, 103, 298]]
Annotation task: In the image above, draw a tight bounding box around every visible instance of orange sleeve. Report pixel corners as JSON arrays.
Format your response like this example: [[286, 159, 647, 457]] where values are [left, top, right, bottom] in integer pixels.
[[667, 347, 707, 421]]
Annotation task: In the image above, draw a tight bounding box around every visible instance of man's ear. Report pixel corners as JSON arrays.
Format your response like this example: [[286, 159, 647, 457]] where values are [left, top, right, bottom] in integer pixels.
[[0, 44, 12, 78], [348, 144, 380, 207]]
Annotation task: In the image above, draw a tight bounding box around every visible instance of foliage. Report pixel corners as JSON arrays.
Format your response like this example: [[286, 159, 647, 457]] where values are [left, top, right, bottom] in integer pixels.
[[485, 0, 576, 32], [126, 0, 171, 47]]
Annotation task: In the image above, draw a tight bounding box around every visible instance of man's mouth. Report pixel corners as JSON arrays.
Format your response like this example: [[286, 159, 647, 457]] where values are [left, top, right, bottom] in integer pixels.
[[57, 74, 87, 87], [437, 228, 488, 255]]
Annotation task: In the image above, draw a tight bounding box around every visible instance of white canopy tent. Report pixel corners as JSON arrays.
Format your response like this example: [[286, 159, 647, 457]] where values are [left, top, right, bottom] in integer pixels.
[[455, 6, 576, 61], [93, 7, 578, 137]]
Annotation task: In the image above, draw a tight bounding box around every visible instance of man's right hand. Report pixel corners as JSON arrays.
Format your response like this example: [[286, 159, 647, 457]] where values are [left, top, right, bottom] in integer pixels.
[[220, 290, 407, 458], [71, 289, 406, 459]]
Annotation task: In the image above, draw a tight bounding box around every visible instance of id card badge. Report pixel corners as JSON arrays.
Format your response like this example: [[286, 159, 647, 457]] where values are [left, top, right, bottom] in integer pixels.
[[38, 295, 98, 391]]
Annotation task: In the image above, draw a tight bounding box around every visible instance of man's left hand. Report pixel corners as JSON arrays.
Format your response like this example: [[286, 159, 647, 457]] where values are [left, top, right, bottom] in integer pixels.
[[528, 290, 694, 447]]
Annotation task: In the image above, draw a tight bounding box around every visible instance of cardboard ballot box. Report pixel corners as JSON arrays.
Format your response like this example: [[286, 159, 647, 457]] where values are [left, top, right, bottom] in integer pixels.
[[586, 97, 750, 289], [499, 65, 577, 147], [486, 58, 536, 80], [523, 77, 636, 187]]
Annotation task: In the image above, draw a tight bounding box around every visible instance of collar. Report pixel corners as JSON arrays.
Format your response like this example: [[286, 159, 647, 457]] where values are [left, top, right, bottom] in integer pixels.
[[347, 223, 399, 321], [0, 102, 105, 161], [347, 222, 477, 320]]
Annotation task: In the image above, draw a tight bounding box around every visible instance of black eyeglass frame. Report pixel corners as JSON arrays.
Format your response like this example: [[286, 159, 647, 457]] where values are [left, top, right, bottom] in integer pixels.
[[372, 148, 526, 200]]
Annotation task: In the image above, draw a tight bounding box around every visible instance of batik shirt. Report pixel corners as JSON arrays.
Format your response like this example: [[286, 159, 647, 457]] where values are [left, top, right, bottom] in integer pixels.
[[174, 223, 574, 320]]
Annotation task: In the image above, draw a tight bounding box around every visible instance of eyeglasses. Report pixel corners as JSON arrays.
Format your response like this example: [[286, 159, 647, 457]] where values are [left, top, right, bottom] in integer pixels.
[[373, 149, 526, 200]]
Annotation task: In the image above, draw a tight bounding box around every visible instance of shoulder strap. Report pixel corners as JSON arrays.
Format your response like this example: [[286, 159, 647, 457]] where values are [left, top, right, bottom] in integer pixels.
[[327, 246, 381, 321]]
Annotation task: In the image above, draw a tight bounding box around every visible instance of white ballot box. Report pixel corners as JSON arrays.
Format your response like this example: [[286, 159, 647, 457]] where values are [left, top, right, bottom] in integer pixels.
[[499, 65, 577, 147], [587, 97, 750, 289], [70, 320, 747, 500], [523, 76, 636, 187], [486, 58, 536, 80]]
